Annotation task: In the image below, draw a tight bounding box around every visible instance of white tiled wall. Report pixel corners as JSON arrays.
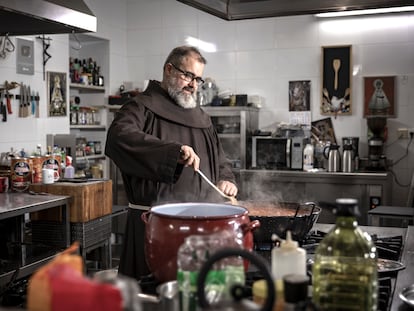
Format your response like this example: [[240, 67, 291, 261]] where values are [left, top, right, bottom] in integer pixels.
[[0, 0, 413, 206]]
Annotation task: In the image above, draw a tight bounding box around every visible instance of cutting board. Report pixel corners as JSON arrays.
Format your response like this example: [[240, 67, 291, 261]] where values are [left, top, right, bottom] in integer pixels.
[[30, 180, 112, 222]]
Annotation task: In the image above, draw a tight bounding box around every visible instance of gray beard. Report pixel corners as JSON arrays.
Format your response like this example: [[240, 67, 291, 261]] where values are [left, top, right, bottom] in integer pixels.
[[167, 77, 197, 109]]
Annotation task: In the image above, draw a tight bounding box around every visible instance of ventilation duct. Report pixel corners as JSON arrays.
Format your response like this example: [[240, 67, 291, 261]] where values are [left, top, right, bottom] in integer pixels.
[[177, 0, 413, 20], [0, 0, 96, 36]]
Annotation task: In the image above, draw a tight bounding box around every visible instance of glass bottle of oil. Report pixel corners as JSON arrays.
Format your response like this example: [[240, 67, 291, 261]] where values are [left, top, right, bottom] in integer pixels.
[[312, 198, 378, 311]]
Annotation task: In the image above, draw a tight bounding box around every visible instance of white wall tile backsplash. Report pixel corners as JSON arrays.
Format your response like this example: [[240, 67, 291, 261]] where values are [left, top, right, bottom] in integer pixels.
[[0, 0, 413, 205]]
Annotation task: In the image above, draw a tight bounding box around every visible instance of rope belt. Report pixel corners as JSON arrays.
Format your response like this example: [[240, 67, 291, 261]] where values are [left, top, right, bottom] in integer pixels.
[[128, 203, 151, 211]]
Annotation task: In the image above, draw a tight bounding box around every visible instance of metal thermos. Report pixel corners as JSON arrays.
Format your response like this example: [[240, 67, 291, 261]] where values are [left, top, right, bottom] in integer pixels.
[[342, 144, 353, 172], [323, 144, 341, 172]]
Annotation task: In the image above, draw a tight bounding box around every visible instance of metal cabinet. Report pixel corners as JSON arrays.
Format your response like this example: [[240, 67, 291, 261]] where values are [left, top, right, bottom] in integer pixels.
[[201, 106, 259, 169]]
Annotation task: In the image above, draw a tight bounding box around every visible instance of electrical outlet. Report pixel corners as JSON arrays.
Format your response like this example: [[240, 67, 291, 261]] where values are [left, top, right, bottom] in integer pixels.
[[398, 128, 409, 139]]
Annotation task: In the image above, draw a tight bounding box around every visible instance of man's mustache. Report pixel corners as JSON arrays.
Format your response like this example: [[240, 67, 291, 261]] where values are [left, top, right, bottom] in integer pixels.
[[183, 86, 194, 93]]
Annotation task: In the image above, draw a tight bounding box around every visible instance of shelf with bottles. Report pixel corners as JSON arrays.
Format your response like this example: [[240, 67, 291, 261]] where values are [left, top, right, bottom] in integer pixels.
[[70, 104, 105, 130], [69, 57, 105, 88], [69, 83, 105, 93]]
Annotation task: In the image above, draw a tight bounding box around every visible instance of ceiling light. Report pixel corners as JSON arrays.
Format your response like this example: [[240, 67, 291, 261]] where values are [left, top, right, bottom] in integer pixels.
[[315, 6, 414, 18], [185, 37, 217, 53]]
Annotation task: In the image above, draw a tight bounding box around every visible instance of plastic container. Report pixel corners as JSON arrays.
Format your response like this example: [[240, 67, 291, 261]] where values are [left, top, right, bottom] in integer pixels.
[[271, 231, 307, 311], [64, 156, 75, 179], [303, 142, 314, 171], [271, 231, 306, 281], [312, 198, 378, 310]]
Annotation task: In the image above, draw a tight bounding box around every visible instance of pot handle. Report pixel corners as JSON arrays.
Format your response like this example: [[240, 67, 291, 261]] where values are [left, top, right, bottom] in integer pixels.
[[240, 219, 260, 233], [141, 211, 150, 224]]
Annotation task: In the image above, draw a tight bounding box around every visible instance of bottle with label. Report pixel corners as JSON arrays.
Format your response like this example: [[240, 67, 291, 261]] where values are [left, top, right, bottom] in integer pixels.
[[303, 139, 314, 171], [312, 198, 378, 311], [64, 156, 75, 179]]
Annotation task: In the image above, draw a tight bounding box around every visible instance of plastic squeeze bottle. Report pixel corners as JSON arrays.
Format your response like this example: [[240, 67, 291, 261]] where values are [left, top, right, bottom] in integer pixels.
[[272, 231, 307, 280], [271, 231, 307, 311]]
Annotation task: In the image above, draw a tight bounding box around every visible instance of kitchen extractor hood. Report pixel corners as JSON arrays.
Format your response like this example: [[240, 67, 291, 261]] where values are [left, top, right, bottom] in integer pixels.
[[0, 0, 96, 36], [177, 0, 414, 20]]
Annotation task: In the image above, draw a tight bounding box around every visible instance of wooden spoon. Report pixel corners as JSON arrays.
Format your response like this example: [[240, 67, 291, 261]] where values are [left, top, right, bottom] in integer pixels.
[[333, 59, 341, 90], [197, 169, 237, 205]]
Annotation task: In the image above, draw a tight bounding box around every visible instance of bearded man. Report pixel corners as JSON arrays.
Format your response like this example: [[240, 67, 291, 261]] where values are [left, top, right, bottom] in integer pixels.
[[105, 45, 238, 280]]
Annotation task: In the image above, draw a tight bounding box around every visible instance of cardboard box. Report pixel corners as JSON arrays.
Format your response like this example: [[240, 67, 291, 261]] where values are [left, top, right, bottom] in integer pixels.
[[30, 180, 112, 222]]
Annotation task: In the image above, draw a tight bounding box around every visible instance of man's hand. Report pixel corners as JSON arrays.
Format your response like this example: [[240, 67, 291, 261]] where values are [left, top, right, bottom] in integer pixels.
[[178, 145, 200, 171], [217, 180, 238, 197]]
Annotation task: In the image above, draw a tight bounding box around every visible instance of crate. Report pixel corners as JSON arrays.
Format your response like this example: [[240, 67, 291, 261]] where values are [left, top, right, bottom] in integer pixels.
[[71, 215, 112, 249], [30, 180, 112, 222], [31, 220, 66, 247], [31, 215, 112, 249]]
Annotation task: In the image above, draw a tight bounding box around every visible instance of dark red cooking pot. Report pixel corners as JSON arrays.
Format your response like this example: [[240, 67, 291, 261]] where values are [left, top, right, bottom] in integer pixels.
[[141, 203, 260, 283]]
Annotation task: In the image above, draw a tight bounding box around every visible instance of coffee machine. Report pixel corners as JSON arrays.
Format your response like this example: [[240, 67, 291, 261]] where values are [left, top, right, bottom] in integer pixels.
[[366, 116, 387, 170]]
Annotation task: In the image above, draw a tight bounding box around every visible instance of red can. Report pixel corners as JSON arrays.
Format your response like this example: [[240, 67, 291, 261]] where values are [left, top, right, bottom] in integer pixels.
[[11, 157, 32, 192], [0, 176, 8, 193], [30, 156, 44, 184]]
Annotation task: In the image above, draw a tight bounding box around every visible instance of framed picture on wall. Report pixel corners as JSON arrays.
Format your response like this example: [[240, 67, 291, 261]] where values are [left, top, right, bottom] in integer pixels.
[[47, 71, 67, 117], [321, 45, 352, 116], [363, 76, 396, 117], [311, 117, 337, 144], [289, 80, 311, 111]]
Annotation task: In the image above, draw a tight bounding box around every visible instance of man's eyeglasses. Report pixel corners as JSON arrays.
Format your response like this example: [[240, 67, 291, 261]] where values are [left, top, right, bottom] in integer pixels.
[[169, 63, 205, 86]]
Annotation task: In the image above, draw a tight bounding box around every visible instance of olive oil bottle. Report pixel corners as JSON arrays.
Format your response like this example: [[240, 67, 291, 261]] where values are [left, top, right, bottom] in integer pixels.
[[312, 198, 378, 311]]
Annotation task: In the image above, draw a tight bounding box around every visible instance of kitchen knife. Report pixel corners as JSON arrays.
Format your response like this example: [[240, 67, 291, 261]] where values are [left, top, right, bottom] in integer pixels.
[[22, 84, 26, 118], [19, 83, 24, 118], [1, 91, 6, 122], [5, 88, 12, 114], [31, 90, 36, 115], [27, 85, 31, 117], [35, 91, 39, 118], [24, 85, 29, 118]]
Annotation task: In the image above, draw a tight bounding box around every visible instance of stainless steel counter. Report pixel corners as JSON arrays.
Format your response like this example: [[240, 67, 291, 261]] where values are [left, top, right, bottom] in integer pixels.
[[0, 192, 70, 289]]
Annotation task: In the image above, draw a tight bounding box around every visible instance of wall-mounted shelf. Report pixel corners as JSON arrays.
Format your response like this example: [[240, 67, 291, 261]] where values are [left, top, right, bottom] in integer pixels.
[[69, 83, 105, 93], [77, 154, 106, 161], [70, 125, 106, 131]]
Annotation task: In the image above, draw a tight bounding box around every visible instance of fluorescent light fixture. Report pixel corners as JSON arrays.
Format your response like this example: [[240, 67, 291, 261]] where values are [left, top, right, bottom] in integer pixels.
[[185, 37, 217, 53], [315, 6, 414, 17]]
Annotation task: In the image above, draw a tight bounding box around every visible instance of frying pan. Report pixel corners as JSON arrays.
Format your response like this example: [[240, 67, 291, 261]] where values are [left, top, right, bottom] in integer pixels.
[[238, 201, 321, 243]]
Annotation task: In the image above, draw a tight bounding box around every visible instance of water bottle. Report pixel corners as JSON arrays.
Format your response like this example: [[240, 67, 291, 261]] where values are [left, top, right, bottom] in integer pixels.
[[312, 198, 378, 311]]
